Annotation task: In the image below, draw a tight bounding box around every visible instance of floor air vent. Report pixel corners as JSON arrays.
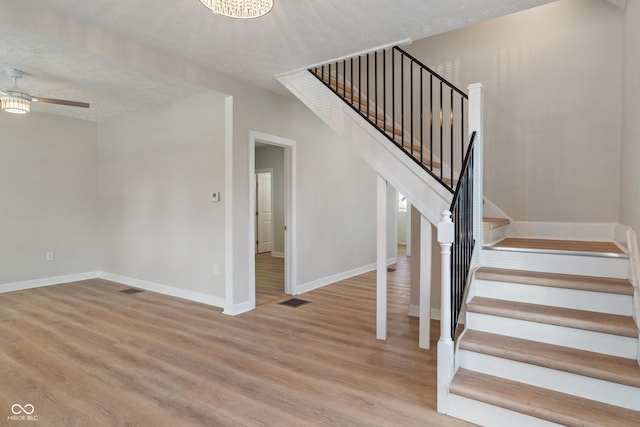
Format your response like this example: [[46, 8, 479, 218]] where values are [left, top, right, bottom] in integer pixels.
[[120, 288, 144, 294], [278, 298, 309, 308]]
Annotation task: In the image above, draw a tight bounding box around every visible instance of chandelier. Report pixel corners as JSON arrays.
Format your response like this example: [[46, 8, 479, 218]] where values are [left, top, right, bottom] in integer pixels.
[[199, 0, 273, 19]]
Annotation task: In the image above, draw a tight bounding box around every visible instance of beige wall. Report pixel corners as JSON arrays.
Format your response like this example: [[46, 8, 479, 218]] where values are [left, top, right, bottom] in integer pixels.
[[619, 1, 640, 233], [406, 0, 623, 222], [0, 112, 99, 284], [97, 92, 227, 297]]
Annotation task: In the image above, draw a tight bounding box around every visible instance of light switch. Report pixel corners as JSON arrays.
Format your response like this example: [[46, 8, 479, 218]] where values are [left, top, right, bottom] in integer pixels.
[[211, 192, 220, 202]]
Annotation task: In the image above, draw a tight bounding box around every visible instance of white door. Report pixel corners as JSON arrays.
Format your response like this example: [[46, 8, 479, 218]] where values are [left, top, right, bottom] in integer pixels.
[[256, 171, 273, 253]]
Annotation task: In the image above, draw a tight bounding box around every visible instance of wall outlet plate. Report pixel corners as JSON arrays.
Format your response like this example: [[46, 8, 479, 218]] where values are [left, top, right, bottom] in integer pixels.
[[211, 192, 220, 203]]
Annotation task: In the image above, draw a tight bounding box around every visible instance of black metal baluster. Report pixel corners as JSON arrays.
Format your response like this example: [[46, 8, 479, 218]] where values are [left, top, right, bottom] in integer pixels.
[[401, 52, 404, 150], [439, 81, 443, 182], [420, 69, 424, 166], [410, 61, 414, 157], [375, 51, 378, 127], [450, 88, 454, 188]]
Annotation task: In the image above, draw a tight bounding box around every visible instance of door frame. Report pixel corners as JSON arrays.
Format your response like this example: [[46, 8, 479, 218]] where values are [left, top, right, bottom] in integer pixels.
[[249, 131, 296, 308]]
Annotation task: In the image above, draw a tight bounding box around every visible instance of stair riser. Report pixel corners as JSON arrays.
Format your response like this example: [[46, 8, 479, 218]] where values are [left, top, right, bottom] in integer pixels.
[[473, 279, 633, 316], [480, 249, 628, 279], [484, 224, 508, 245], [447, 394, 563, 427], [460, 350, 640, 410], [466, 312, 637, 358]]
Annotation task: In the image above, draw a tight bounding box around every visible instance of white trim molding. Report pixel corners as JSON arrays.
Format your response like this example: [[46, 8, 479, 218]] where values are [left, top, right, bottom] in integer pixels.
[[507, 221, 619, 241], [100, 272, 225, 308], [295, 258, 397, 295], [0, 272, 99, 293]]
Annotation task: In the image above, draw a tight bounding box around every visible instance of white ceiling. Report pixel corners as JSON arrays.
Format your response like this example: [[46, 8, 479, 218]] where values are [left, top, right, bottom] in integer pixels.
[[0, 0, 556, 121]]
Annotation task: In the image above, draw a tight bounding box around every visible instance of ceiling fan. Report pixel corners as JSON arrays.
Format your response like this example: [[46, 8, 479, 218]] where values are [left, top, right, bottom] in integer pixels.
[[0, 68, 90, 114]]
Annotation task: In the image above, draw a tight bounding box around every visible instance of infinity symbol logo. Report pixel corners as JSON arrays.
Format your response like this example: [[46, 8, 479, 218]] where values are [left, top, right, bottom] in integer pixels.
[[11, 404, 35, 415]]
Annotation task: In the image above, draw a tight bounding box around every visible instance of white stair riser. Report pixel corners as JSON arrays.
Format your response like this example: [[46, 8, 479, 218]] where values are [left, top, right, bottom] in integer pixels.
[[481, 249, 628, 279], [474, 279, 633, 316], [447, 393, 563, 427], [460, 350, 640, 410], [483, 225, 508, 245], [466, 312, 637, 359]]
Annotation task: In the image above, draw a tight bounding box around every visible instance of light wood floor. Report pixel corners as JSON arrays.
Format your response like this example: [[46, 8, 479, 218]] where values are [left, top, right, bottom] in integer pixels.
[[0, 251, 473, 426], [255, 252, 285, 305]]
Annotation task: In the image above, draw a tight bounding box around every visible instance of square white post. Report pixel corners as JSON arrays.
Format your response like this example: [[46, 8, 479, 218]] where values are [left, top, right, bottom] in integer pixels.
[[377, 175, 387, 341]]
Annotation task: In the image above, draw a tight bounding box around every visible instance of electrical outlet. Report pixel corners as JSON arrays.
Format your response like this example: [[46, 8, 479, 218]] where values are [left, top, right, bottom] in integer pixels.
[[46, 251, 54, 262], [211, 192, 220, 203]]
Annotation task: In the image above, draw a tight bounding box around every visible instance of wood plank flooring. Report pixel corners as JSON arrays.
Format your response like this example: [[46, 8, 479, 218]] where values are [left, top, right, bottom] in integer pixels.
[[255, 252, 285, 305], [0, 250, 472, 426]]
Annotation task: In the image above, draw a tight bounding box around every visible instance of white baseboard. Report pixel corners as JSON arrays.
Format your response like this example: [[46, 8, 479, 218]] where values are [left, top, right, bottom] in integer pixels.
[[271, 251, 285, 259], [295, 258, 397, 295], [408, 305, 441, 320], [223, 300, 254, 316], [296, 263, 376, 294], [99, 272, 225, 308], [0, 272, 99, 293]]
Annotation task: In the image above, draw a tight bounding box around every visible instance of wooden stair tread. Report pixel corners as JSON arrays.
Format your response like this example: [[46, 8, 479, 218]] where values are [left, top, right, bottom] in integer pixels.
[[494, 237, 625, 255], [467, 297, 639, 338], [475, 267, 634, 295], [460, 330, 640, 388], [450, 369, 640, 427], [483, 216, 509, 229]]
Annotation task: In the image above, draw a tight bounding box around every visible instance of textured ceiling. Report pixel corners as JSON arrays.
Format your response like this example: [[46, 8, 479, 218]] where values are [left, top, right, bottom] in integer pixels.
[[0, 0, 557, 121]]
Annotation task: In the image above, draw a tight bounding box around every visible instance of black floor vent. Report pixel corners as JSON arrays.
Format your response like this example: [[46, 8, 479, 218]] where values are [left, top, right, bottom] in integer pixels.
[[120, 288, 144, 294], [278, 298, 309, 308]]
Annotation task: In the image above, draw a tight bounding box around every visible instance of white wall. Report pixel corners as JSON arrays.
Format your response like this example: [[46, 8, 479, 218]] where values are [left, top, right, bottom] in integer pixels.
[[255, 144, 285, 255], [406, 0, 623, 223], [619, 1, 640, 234], [97, 92, 226, 298], [0, 112, 99, 285]]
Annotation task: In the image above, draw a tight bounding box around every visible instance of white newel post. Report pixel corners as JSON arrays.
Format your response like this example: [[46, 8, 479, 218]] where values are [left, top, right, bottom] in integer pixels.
[[467, 83, 485, 252], [377, 175, 387, 341], [437, 210, 454, 413]]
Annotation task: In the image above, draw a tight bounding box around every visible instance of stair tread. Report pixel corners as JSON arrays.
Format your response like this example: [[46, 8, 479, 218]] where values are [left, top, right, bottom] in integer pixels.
[[450, 369, 640, 427], [483, 216, 509, 229], [475, 267, 634, 295], [467, 297, 639, 337], [493, 237, 625, 255], [460, 330, 640, 388]]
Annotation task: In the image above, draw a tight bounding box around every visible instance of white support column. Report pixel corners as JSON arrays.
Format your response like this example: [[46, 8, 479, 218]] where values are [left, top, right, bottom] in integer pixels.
[[377, 175, 388, 341], [437, 210, 454, 414], [419, 215, 432, 349], [467, 83, 485, 255]]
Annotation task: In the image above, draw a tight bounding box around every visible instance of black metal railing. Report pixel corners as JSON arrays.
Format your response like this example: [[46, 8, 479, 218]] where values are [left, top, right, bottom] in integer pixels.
[[449, 131, 476, 339], [309, 45, 468, 193]]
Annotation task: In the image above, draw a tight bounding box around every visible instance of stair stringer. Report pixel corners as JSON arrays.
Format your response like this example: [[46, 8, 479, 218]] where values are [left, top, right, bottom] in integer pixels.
[[278, 69, 452, 226]]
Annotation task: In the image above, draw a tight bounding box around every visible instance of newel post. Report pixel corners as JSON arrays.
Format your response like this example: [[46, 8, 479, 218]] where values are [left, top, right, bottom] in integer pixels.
[[437, 210, 454, 414], [468, 83, 484, 248]]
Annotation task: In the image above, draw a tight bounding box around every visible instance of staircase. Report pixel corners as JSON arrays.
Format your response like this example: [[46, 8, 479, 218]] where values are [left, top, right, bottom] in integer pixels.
[[447, 238, 640, 426], [278, 44, 640, 426]]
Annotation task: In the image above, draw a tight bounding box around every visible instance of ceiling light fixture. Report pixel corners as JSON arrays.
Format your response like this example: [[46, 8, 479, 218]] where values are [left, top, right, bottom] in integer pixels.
[[1, 94, 30, 114], [199, 0, 273, 19]]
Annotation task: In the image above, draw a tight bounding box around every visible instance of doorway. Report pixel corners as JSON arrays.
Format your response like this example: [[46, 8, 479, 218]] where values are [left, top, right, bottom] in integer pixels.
[[249, 131, 296, 309]]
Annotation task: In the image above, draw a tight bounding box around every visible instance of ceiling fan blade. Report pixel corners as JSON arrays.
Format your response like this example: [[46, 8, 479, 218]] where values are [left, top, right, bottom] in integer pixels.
[[34, 97, 89, 108]]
